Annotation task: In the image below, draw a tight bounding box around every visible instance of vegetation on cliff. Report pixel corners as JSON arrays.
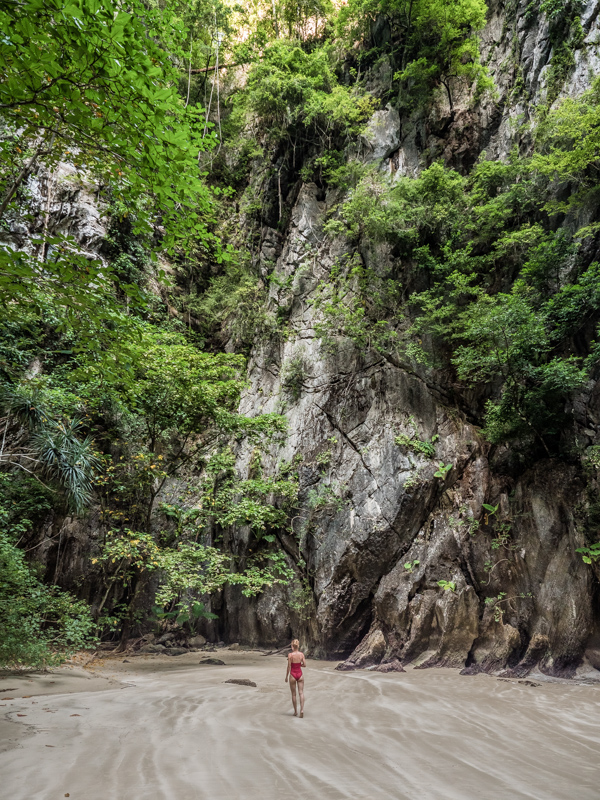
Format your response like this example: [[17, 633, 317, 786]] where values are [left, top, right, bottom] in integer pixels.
[[1, 0, 600, 667]]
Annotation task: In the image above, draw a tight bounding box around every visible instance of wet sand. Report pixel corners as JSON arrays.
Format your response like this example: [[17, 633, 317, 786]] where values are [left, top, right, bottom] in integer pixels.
[[1, 651, 599, 799]]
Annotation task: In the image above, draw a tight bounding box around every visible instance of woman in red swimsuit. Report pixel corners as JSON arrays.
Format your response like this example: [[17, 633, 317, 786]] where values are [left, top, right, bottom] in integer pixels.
[[285, 639, 306, 718]]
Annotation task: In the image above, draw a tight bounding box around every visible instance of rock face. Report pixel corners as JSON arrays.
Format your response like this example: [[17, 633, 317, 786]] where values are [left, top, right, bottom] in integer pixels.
[[1, 161, 107, 261], [376, 0, 600, 175], [213, 1, 600, 677], [229, 258, 593, 674], [217, 173, 596, 676]]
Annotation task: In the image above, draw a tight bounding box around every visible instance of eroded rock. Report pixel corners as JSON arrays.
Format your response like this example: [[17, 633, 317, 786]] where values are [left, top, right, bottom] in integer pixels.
[[375, 659, 405, 673]]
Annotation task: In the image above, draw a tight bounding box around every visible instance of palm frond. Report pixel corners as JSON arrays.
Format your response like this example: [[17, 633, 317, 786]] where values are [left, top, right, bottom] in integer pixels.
[[30, 420, 100, 512], [0, 383, 50, 429]]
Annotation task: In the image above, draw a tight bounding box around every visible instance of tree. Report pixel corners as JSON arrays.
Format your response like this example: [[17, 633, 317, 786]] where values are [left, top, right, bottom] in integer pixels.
[[533, 77, 600, 229], [335, 0, 491, 110], [0, 473, 96, 668], [0, 383, 99, 511], [235, 39, 376, 146], [75, 326, 288, 520], [75, 327, 297, 640], [0, 0, 217, 331]]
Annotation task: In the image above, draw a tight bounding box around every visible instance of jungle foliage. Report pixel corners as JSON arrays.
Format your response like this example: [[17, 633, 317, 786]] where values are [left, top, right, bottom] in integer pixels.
[[2, 0, 600, 666], [0, 474, 96, 668], [0, 0, 308, 665], [336, 0, 492, 109], [321, 75, 600, 455]]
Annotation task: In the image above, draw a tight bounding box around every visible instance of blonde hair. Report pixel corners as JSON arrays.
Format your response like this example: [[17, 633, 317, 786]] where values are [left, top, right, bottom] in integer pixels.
[[291, 639, 300, 649]]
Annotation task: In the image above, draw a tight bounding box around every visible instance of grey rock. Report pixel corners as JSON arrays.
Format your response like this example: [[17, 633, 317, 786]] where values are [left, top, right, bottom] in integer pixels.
[[139, 644, 166, 654], [335, 661, 359, 672], [360, 105, 401, 163], [224, 679, 257, 687], [375, 659, 405, 674], [585, 647, 600, 670], [165, 647, 189, 656], [337, 627, 386, 670], [189, 635, 207, 648], [218, 79, 599, 675], [466, 612, 521, 673], [228, 643, 241, 651], [199, 658, 225, 665]]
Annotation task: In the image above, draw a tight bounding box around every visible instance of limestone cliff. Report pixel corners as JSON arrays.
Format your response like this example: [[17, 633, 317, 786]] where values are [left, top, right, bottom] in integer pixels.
[[214, 0, 600, 677]]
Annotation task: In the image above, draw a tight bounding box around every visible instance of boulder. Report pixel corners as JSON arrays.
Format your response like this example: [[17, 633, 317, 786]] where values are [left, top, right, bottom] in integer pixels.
[[165, 647, 188, 656], [190, 635, 207, 648], [375, 659, 405, 673], [335, 661, 359, 671], [139, 644, 165, 654], [335, 626, 386, 671]]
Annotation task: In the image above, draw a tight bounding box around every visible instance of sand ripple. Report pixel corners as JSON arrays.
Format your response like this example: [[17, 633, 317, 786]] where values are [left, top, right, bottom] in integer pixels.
[[1, 653, 599, 799]]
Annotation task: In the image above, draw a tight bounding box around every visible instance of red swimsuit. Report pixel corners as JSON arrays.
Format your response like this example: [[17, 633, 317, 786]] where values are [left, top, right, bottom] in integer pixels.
[[290, 660, 303, 680]]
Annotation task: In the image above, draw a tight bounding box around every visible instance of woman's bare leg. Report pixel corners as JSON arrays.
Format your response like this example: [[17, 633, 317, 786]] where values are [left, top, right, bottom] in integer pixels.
[[289, 676, 298, 715], [298, 677, 305, 717]]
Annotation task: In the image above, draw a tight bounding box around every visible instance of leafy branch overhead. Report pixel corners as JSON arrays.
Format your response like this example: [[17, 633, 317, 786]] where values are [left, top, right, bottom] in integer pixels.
[[0, 0, 219, 340]]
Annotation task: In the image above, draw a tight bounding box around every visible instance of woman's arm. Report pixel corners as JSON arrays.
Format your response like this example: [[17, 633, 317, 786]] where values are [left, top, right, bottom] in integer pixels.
[[285, 655, 290, 682]]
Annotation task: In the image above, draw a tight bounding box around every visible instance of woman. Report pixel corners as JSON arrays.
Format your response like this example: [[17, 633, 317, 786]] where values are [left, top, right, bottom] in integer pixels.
[[285, 638, 306, 718]]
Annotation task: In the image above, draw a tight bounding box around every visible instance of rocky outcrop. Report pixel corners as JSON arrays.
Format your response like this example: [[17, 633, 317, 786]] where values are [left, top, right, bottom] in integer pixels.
[[1, 160, 107, 261], [217, 173, 597, 676], [374, 0, 600, 176]]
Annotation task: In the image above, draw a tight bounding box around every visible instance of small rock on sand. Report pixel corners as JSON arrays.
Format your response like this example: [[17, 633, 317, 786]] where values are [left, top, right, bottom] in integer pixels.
[[139, 644, 166, 654], [165, 647, 188, 656], [200, 658, 225, 665], [224, 679, 256, 687], [190, 635, 207, 648], [228, 643, 240, 651]]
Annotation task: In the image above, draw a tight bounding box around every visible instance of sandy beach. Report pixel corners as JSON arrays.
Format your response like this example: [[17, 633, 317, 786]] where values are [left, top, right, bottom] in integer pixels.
[[1, 651, 599, 800]]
